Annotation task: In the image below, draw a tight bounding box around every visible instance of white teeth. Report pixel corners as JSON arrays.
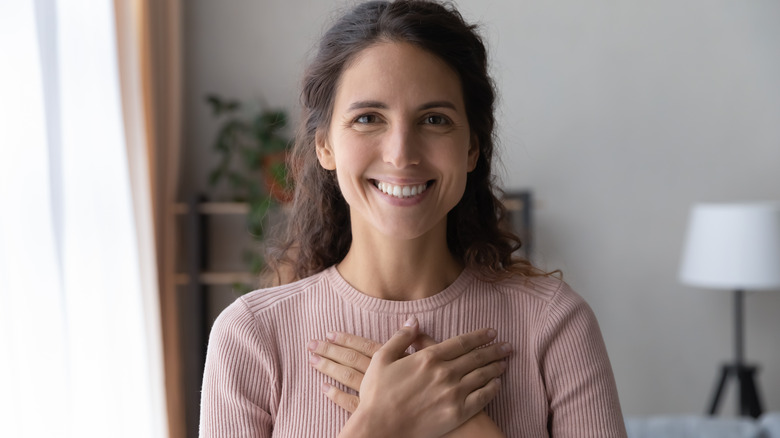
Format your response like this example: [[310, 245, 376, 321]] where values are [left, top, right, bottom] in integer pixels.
[[374, 181, 429, 199]]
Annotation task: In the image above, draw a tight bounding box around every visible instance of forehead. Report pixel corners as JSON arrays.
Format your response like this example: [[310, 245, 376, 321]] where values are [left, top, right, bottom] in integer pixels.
[[332, 41, 465, 111]]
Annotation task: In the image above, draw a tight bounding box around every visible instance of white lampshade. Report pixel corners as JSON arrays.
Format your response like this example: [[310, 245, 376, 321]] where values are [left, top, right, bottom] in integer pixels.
[[680, 202, 780, 290]]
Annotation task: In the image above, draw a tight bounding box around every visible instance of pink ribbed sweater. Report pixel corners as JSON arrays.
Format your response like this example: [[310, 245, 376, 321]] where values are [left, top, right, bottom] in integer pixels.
[[199, 266, 627, 437]]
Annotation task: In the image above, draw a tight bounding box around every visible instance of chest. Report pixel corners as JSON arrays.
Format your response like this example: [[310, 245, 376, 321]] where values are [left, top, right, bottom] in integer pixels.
[[263, 295, 550, 437]]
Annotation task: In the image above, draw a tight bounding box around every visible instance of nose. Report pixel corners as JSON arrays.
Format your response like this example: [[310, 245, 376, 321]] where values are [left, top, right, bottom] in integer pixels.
[[383, 124, 421, 168]]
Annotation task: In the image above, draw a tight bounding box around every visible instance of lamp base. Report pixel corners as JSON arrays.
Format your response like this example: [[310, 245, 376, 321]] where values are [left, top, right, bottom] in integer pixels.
[[707, 363, 763, 418]]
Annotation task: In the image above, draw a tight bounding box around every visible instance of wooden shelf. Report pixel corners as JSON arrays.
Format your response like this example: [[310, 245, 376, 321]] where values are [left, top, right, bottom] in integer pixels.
[[173, 202, 249, 215], [172, 200, 276, 289], [174, 201, 256, 287], [175, 271, 258, 286]]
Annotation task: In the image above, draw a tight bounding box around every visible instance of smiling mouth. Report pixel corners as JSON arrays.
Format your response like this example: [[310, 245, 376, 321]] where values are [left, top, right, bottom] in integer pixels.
[[372, 180, 432, 199]]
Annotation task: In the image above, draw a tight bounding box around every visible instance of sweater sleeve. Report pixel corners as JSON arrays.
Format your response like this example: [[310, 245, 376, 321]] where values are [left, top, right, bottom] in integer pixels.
[[199, 298, 276, 438], [538, 283, 627, 438]]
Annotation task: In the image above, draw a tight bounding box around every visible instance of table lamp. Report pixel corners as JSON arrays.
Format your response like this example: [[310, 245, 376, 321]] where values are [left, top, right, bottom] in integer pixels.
[[679, 202, 780, 418]]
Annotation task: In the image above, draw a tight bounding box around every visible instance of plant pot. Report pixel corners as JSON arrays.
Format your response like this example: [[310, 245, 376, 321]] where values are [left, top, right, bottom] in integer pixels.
[[261, 152, 293, 203]]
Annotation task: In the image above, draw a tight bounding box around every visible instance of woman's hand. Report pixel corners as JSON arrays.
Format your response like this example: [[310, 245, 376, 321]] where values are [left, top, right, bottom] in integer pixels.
[[308, 317, 511, 438]]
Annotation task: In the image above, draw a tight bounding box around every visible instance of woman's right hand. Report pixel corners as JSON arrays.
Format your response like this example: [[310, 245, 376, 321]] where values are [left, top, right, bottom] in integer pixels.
[[335, 317, 509, 438]]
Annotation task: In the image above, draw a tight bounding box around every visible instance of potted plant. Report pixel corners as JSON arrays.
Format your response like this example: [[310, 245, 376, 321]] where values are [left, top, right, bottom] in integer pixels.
[[205, 94, 293, 290]]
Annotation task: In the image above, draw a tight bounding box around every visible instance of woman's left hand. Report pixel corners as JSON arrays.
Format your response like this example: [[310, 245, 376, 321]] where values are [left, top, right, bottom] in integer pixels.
[[307, 331, 509, 437], [308, 331, 438, 411]]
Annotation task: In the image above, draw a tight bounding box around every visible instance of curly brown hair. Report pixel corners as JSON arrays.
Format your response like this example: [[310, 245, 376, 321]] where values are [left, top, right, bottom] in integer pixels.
[[265, 0, 549, 285]]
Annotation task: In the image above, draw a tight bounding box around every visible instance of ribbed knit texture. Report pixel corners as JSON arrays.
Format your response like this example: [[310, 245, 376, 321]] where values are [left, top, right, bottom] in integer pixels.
[[200, 266, 627, 437]]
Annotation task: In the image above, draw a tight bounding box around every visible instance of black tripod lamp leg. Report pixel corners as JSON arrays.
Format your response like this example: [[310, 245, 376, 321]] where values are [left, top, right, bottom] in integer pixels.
[[738, 366, 763, 418], [708, 366, 729, 415]]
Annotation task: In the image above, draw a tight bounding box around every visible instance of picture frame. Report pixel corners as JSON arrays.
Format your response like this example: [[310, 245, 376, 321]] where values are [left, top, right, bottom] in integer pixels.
[[501, 190, 533, 259]]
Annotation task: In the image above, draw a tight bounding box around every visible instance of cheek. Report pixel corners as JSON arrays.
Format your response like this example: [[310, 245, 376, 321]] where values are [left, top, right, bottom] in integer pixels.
[[440, 149, 472, 196], [332, 149, 368, 198], [334, 168, 353, 192], [333, 137, 373, 174], [436, 146, 471, 174]]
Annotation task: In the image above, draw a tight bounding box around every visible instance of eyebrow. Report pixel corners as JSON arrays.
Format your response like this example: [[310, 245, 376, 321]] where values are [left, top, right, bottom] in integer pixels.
[[419, 101, 457, 111], [347, 100, 388, 111], [346, 100, 458, 112]]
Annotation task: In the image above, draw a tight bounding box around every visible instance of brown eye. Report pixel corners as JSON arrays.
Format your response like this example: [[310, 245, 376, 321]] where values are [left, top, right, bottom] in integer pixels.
[[424, 115, 449, 125], [355, 114, 378, 124]]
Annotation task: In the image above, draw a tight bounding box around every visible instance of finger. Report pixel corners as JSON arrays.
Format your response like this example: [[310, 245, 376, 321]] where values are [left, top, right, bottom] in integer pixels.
[[308, 340, 371, 373], [309, 353, 364, 392], [429, 328, 497, 361], [462, 377, 502, 418], [460, 360, 507, 394], [450, 341, 512, 376], [373, 316, 419, 363], [321, 381, 360, 413], [412, 333, 438, 351], [325, 332, 382, 359]]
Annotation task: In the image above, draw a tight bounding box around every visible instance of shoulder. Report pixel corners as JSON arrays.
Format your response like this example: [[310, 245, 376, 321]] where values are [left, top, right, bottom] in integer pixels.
[[489, 273, 585, 309], [237, 268, 332, 316], [485, 273, 598, 338], [210, 268, 331, 340]]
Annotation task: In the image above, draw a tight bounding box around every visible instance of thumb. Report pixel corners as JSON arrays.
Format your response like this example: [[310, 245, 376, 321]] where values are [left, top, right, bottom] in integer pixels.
[[375, 316, 419, 363]]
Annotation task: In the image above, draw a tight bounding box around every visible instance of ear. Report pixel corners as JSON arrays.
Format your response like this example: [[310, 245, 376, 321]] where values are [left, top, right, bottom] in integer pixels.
[[315, 130, 336, 170], [467, 134, 479, 172]]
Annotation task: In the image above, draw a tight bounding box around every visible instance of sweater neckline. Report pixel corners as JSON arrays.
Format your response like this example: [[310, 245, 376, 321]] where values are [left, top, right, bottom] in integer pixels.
[[323, 265, 474, 314]]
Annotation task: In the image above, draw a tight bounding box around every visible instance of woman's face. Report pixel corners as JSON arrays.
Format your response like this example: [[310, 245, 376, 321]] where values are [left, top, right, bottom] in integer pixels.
[[316, 41, 478, 243]]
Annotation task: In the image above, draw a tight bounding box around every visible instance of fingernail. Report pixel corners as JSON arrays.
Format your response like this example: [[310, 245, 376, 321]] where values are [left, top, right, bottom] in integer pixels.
[[325, 332, 336, 342], [487, 328, 497, 338], [501, 343, 512, 354], [308, 340, 318, 351], [404, 316, 417, 327], [321, 382, 331, 393], [308, 353, 320, 364]]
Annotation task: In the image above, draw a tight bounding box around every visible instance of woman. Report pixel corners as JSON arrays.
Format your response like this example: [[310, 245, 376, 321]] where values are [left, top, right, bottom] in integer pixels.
[[200, 1, 627, 437]]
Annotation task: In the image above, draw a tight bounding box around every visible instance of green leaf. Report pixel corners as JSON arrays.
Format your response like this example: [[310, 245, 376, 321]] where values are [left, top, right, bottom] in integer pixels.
[[246, 196, 272, 238], [232, 282, 253, 295], [208, 168, 223, 186], [242, 249, 265, 274], [224, 101, 240, 112], [227, 171, 249, 190], [246, 181, 263, 199], [253, 118, 271, 144], [242, 148, 261, 169], [268, 162, 288, 187], [266, 137, 289, 153], [253, 110, 289, 148], [205, 94, 243, 117], [205, 95, 221, 115], [214, 120, 244, 153], [265, 111, 287, 129]]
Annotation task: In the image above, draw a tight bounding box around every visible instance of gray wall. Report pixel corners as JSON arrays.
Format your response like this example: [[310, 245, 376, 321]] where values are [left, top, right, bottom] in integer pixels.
[[183, 0, 780, 417]]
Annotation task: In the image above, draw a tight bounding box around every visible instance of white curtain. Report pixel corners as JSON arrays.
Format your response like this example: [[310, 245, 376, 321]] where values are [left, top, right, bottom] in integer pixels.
[[0, 1, 168, 437]]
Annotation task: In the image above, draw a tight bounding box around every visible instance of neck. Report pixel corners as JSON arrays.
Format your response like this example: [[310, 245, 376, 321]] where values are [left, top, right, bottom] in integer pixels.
[[337, 220, 463, 301]]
